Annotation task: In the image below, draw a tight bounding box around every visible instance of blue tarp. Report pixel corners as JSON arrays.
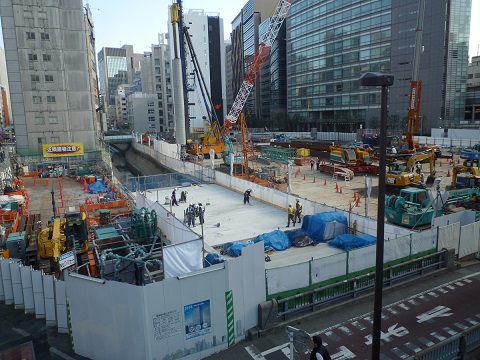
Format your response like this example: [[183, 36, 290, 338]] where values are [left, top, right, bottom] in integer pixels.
[[222, 241, 252, 257], [301, 212, 348, 245], [204, 253, 225, 267], [254, 230, 291, 251], [329, 233, 376, 251], [88, 180, 109, 194]]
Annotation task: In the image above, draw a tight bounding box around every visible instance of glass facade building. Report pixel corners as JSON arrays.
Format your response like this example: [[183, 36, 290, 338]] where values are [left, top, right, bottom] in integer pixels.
[[98, 48, 128, 106], [287, 0, 471, 133]]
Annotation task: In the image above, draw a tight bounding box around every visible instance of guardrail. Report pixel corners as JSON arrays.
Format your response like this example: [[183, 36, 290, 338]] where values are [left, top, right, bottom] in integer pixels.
[[277, 250, 446, 320], [408, 323, 480, 359]]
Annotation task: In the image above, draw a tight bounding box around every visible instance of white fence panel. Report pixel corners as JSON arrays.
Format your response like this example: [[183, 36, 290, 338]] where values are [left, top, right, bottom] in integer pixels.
[[311, 253, 346, 284], [348, 245, 376, 273], [411, 228, 437, 254], [459, 222, 480, 258], [55, 280, 68, 333], [385, 234, 411, 263], [32, 270, 45, 319], [266, 262, 309, 295], [43, 274, 56, 326], [438, 223, 461, 254], [0, 258, 4, 301], [10, 261, 24, 309], [20, 265, 35, 314], [1, 258, 14, 305]]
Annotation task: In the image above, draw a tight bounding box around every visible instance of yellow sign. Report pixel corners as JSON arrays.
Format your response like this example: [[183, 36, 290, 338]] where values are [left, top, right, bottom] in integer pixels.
[[42, 143, 84, 157]]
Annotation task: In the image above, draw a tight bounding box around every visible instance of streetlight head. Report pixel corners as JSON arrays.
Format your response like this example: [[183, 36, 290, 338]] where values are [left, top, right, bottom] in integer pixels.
[[359, 72, 395, 87]]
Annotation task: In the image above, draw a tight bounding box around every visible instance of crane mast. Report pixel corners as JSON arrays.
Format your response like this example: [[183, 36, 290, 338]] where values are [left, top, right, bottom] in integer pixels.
[[404, 0, 426, 151], [222, 0, 293, 136]]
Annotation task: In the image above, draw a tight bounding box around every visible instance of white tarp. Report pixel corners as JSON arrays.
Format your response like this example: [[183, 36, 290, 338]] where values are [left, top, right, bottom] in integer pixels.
[[459, 222, 480, 258], [163, 239, 203, 279], [385, 234, 411, 263], [438, 222, 461, 254]]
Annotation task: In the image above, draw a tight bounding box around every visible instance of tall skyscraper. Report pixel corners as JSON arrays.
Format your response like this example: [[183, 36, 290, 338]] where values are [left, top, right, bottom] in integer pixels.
[[0, 46, 11, 127], [1, 0, 96, 156], [97, 45, 142, 129]]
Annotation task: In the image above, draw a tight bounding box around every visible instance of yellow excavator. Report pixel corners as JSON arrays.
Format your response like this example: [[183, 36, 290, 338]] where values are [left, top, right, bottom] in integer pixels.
[[449, 164, 480, 190], [385, 151, 435, 187], [187, 119, 225, 159], [37, 212, 89, 271]]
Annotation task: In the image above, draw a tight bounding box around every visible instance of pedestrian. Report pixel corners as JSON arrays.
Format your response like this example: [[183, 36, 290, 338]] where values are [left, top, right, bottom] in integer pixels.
[[287, 203, 295, 227], [187, 203, 196, 227], [171, 188, 179, 206], [244, 189, 253, 205], [316, 158, 321, 170], [310, 159, 315, 170], [310, 335, 331, 360], [295, 198, 303, 224], [196, 202, 205, 224]]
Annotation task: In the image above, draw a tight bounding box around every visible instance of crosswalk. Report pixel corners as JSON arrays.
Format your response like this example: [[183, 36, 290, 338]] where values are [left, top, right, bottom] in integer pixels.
[[245, 276, 480, 359]]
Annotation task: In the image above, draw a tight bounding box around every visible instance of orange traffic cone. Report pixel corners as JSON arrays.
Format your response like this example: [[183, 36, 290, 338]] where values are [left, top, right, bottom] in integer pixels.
[[324, 179, 327, 186], [335, 182, 339, 192], [303, 174, 306, 180], [313, 177, 316, 183], [45, 180, 48, 187], [349, 203, 352, 212], [447, 169, 451, 177], [353, 191, 357, 201], [440, 162, 442, 167], [340, 187, 343, 194], [357, 196, 361, 205], [458, 158, 460, 164]]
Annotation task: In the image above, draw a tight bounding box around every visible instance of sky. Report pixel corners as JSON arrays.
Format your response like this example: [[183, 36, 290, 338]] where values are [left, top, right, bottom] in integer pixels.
[[0, 0, 479, 60]]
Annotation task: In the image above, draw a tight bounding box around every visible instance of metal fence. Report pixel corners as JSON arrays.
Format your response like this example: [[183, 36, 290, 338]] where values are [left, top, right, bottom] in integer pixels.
[[276, 250, 446, 320], [125, 169, 215, 192]]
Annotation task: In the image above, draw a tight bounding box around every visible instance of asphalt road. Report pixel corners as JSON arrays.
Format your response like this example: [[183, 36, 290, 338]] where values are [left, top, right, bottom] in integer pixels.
[[206, 261, 480, 360]]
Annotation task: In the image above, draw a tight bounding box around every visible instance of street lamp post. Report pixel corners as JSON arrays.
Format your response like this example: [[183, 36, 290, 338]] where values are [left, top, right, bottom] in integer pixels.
[[359, 72, 394, 360]]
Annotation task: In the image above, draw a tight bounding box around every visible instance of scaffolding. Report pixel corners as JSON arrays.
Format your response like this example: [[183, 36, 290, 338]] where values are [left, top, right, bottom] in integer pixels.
[[259, 145, 296, 164]]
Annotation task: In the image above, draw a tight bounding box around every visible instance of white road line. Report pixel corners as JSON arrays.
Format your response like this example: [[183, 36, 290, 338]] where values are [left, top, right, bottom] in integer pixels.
[[245, 344, 268, 359], [50, 347, 77, 360], [11, 327, 30, 336]]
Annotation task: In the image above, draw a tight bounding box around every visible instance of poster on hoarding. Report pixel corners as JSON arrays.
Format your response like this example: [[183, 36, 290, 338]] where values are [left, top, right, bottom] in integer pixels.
[[184, 300, 211, 340], [153, 309, 182, 341]]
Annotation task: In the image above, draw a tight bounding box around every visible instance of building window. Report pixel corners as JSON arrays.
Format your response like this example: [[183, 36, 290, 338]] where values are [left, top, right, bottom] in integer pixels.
[[48, 116, 58, 124], [26, 32, 35, 40], [35, 116, 44, 125], [28, 54, 38, 61], [33, 96, 42, 104], [46, 95, 56, 103], [43, 54, 51, 61], [24, 10, 33, 18], [51, 136, 60, 143], [38, 11, 47, 19], [148, 116, 155, 122], [147, 101, 154, 107], [475, 73, 480, 78], [40, 33, 50, 41], [30, 75, 40, 82], [37, 137, 45, 145], [148, 108, 154, 114], [45, 75, 54, 82]]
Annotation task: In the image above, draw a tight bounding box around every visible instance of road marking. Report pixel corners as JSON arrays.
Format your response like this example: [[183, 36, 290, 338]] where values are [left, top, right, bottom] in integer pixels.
[[50, 347, 77, 360], [427, 291, 439, 298], [331, 345, 355, 359], [391, 346, 409, 358], [446, 284, 456, 290], [454, 322, 469, 330], [262, 343, 290, 356], [338, 326, 353, 336], [417, 306, 452, 323], [455, 282, 465, 287], [245, 344, 268, 359], [443, 327, 458, 336], [398, 303, 410, 311], [405, 342, 422, 353], [437, 288, 448, 294], [431, 332, 446, 341], [365, 323, 409, 345], [351, 321, 367, 330], [418, 337, 435, 347], [386, 306, 399, 315], [11, 327, 30, 336], [464, 278, 473, 283], [465, 317, 479, 325]]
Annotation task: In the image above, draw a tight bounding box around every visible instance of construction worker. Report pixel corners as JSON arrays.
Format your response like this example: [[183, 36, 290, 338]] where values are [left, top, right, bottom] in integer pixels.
[[180, 190, 188, 203], [295, 198, 303, 224], [244, 189, 253, 205], [310, 159, 315, 170], [316, 158, 321, 170], [187, 203, 196, 227], [196, 202, 205, 224], [416, 162, 422, 174], [171, 188, 179, 206], [287, 203, 295, 227]]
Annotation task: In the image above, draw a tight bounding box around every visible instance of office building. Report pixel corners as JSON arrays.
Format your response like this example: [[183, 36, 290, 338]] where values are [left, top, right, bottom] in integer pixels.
[[127, 93, 159, 134], [0, 0, 96, 156], [141, 34, 174, 137], [0, 46, 12, 127], [287, 0, 471, 134], [97, 45, 143, 128], [465, 55, 480, 123]]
